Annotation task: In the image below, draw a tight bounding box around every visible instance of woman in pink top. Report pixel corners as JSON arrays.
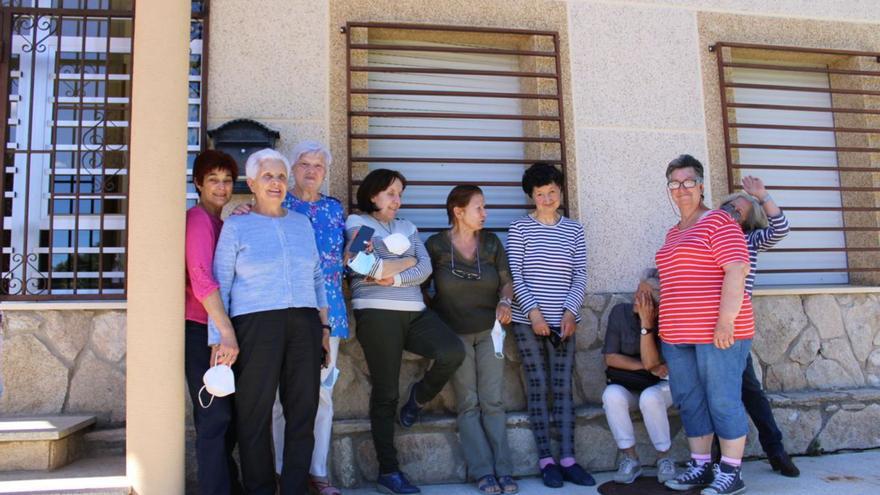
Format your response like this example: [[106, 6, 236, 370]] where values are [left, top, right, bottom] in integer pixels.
[[184, 150, 242, 495]]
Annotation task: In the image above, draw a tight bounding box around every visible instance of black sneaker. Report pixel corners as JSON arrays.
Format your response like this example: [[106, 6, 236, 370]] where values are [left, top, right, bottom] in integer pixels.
[[665, 459, 714, 491], [560, 463, 596, 486], [769, 452, 800, 477], [377, 471, 421, 494], [701, 463, 746, 495], [398, 383, 422, 428]]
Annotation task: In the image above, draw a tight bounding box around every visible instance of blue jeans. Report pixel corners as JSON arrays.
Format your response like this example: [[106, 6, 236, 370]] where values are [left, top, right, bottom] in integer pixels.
[[662, 339, 752, 440]]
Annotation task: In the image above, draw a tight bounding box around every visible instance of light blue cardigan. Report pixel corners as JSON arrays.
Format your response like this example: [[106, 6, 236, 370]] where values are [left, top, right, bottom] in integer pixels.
[[208, 210, 328, 345]]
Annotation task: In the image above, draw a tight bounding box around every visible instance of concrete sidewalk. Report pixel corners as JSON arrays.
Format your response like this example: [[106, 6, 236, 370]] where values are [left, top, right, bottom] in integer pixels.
[[345, 449, 880, 495]]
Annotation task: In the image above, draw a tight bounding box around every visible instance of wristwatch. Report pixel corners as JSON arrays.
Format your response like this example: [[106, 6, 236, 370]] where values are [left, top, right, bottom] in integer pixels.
[[499, 297, 512, 306], [640, 327, 655, 336], [758, 194, 772, 205], [321, 324, 332, 332]]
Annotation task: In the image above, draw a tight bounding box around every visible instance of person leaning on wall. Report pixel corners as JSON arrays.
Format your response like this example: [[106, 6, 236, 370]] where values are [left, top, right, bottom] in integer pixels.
[[184, 149, 243, 495], [345, 168, 465, 495], [719, 175, 799, 478], [209, 148, 330, 495], [506, 162, 595, 489], [424, 185, 518, 495]]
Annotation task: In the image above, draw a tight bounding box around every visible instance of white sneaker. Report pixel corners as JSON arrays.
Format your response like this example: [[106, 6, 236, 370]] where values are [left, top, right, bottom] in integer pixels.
[[657, 457, 676, 484], [613, 455, 642, 484]]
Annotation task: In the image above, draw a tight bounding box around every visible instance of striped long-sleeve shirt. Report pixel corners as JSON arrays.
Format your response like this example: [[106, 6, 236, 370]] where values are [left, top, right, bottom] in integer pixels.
[[345, 214, 432, 312], [745, 211, 790, 296], [506, 215, 587, 326]]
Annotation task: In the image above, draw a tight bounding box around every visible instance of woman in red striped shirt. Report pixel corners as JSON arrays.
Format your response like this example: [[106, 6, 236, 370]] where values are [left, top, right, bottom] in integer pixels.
[[655, 155, 752, 495]]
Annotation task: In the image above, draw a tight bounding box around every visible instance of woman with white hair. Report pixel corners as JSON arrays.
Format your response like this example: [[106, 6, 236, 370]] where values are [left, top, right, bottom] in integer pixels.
[[720, 176, 798, 478], [270, 141, 347, 495], [210, 148, 330, 494]]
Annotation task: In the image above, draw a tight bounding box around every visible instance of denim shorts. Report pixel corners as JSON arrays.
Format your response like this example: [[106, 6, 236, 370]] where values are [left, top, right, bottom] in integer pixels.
[[661, 339, 752, 440]]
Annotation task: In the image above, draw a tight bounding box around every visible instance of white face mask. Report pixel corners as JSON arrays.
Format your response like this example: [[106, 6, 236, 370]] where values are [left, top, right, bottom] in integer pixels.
[[491, 320, 506, 359], [322, 366, 340, 389], [198, 359, 236, 408], [382, 233, 411, 255]]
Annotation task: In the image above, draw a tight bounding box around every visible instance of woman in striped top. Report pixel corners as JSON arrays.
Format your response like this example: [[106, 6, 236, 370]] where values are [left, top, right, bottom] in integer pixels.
[[507, 163, 594, 488], [345, 169, 465, 495], [655, 155, 753, 495], [721, 176, 799, 478]]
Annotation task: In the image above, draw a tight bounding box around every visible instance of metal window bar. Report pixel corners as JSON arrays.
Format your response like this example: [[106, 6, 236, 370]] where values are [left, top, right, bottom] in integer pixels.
[[712, 42, 880, 280], [0, 0, 208, 300], [345, 22, 569, 233]]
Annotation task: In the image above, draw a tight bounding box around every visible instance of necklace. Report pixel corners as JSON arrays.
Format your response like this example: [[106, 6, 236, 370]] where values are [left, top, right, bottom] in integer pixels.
[[370, 214, 394, 235]]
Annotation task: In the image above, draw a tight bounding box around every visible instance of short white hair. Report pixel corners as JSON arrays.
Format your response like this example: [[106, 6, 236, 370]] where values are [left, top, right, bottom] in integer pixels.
[[245, 148, 290, 180], [291, 140, 332, 167]]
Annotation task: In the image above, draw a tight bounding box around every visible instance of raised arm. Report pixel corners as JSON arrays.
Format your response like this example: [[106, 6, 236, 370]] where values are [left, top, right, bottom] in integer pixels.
[[742, 175, 790, 252]]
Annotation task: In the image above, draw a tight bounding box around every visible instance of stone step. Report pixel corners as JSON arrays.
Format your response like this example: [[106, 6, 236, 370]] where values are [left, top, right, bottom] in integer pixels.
[[0, 455, 128, 494], [329, 387, 880, 488], [0, 416, 96, 472]]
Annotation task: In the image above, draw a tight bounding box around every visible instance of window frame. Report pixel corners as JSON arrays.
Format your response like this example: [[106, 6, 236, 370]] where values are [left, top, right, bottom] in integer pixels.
[[712, 41, 880, 286], [344, 22, 569, 235]]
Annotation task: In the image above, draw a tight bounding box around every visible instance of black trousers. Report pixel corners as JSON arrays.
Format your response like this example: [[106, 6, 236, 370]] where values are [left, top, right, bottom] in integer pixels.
[[232, 308, 322, 495], [742, 354, 784, 457], [184, 321, 243, 495], [355, 308, 465, 474]]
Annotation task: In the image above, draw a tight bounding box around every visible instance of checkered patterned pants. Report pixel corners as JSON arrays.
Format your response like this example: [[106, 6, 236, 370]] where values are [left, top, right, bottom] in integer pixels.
[[512, 323, 576, 460]]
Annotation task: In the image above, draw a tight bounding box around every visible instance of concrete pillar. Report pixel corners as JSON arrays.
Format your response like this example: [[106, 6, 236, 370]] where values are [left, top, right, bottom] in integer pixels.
[[125, 0, 190, 493]]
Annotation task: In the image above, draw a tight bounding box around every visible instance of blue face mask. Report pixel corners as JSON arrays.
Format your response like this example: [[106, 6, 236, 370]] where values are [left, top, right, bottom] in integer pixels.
[[347, 251, 379, 276]]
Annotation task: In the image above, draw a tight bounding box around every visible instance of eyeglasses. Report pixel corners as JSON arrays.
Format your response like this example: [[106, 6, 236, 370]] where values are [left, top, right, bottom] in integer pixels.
[[667, 178, 702, 190], [548, 326, 564, 350], [450, 241, 481, 280]]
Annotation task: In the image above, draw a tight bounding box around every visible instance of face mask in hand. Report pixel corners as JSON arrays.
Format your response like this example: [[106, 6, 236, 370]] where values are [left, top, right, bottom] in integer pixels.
[[347, 251, 379, 276], [491, 319, 506, 359], [382, 233, 411, 255], [198, 357, 235, 408]]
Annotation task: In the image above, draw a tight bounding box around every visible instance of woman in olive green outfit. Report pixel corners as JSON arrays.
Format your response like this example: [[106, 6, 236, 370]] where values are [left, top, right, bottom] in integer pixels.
[[425, 185, 518, 495]]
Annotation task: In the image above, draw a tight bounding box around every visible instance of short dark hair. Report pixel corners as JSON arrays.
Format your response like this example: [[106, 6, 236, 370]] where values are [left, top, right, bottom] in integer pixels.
[[445, 185, 483, 225], [665, 154, 704, 180], [192, 150, 238, 190], [522, 162, 564, 196], [356, 168, 407, 213]]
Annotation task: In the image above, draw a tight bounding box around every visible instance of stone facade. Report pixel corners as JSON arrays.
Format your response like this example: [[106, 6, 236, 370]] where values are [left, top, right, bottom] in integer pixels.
[[1, 291, 879, 486], [0, 310, 126, 425]]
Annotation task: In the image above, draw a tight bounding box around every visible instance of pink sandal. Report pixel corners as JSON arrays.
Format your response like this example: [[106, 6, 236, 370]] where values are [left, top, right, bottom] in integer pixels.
[[309, 476, 341, 495]]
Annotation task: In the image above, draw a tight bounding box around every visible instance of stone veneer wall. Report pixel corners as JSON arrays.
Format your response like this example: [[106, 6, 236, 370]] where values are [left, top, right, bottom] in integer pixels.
[[0, 310, 126, 424], [2, 293, 879, 486]]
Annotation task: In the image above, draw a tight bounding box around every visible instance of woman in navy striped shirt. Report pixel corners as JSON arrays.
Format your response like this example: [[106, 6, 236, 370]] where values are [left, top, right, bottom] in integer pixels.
[[507, 163, 593, 488], [720, 175, 799, 477]]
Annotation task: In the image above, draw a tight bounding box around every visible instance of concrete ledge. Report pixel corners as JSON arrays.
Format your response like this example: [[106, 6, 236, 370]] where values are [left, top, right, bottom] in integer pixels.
[[0, 416, 96, 472]]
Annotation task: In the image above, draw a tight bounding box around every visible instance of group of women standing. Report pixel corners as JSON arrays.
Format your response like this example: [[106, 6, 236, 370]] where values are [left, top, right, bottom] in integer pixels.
[[184, 143, 793, 495]]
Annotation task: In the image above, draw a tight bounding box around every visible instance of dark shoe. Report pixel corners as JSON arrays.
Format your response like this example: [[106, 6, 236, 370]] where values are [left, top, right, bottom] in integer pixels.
[[561, 463, 596, 486], [700, 463, 746, 495], [377, 471, 420, 494], [769, 452, 800, 477], [665, 459, 714, 491], [540, 463, 564, 488], [398, 383, 422, 428]]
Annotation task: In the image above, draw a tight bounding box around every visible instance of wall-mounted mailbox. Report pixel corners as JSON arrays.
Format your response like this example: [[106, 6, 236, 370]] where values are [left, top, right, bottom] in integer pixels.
[[207, 119, 281, 194]]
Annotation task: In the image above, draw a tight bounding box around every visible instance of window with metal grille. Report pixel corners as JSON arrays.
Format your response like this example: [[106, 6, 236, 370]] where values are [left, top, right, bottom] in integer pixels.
[[713, 42, 880, 286], [0, 0, 207, 300], [345, 23, 567, 241]]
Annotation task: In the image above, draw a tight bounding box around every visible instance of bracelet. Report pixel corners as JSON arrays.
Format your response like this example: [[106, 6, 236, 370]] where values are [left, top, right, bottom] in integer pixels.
[[499, 297, 512, 306], [758, 194, 772, 205]]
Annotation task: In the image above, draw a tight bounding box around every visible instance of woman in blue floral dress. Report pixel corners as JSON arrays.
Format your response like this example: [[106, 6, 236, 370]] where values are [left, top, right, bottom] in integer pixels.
[[272, 141, 347, 495]]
